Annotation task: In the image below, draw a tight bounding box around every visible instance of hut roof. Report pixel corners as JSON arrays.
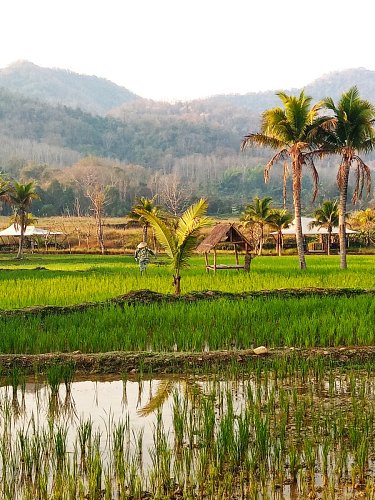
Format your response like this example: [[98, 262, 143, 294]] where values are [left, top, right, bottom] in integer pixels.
[[196, 223, 252, 253]]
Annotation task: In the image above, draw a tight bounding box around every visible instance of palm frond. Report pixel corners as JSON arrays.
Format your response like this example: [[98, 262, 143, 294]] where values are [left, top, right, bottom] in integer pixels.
[[176, 198, 211, 246], [264, 149, 289, 182], [241, 133, 284, 151], [133, 207, 177, 259], [137, 380, 175, 417]]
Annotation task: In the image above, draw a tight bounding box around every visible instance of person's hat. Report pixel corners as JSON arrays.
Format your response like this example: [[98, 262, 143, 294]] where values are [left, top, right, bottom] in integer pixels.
[[137, 242, 148, 249]]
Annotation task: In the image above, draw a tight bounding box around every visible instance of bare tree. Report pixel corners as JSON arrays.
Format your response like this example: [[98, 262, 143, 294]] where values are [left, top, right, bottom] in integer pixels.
[[160, 173, 192, 216], [85, 183, 108, 254]]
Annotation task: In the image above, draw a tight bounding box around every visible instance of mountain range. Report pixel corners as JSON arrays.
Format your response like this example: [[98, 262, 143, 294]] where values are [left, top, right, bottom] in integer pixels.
[[0, 61, 374, 215]]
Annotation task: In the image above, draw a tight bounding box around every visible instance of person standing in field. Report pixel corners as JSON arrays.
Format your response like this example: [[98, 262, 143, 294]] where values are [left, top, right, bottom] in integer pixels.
[[134, 242, 155, 274]]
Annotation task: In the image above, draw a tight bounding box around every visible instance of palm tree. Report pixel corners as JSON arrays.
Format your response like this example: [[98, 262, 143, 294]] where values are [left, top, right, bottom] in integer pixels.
[[133, 198, 211, 295], [268, 208, 293, 256], [321, 87, 375, 269], [241, 90, 330, 269], [8, 181, 39, 259], [0, 177, 10, 199], [310, 200, 339, 255], [130, 196, 161, 247], [240, 196, 273, 255]]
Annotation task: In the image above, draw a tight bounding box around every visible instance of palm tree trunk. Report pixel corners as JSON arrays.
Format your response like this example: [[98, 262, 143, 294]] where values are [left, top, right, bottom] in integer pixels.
[[143, 224, 148, 244], [259, 224, 264, 255], [338, 162, 350, 269], [16, 210, 26, 259], [278, 230, 282, 256], [173, 275, 181, 295], [327, 228, 332, 256], [292, 161, 306, 269]]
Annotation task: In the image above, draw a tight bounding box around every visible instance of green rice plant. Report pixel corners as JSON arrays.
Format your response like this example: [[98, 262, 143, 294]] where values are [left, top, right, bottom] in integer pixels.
[[46, 363, 63, 396], [78, 417, 93, 464]]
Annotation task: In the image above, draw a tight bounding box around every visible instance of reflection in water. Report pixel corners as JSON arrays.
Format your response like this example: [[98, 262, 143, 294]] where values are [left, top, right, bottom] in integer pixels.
[[0, 369, 374, 499]]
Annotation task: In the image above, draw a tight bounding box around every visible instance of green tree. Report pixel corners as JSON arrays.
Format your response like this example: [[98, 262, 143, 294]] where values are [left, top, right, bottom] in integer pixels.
[[8, 181, 39, 259], [310, 200, 339, 255], [321, 87, 375, 268], [268, 208, 293, 256], [133, 198, 211, 295], [241, 90, 329, 269], [350, 208, 375, 246], [240, 196, 273, 255], [129, 196, 161, 244]]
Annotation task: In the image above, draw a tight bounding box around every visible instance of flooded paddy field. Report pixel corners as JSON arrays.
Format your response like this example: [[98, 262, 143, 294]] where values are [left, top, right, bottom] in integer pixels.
[[2, 359, 375, 499]]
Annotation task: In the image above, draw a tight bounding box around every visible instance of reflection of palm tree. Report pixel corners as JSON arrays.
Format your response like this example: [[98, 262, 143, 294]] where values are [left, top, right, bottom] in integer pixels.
[[310, 200, 339, 255], [137, 378, 203, 417]]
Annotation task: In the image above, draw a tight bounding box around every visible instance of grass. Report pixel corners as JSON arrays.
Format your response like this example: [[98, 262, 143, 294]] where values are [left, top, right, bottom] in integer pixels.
[[0, 253, 373, 309], [0, 253, 373, 354]]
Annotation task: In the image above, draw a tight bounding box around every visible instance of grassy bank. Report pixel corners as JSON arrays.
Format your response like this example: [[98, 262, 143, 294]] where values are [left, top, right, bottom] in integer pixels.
[[0, 292, 373, 354], [0, 253, 374, 309]]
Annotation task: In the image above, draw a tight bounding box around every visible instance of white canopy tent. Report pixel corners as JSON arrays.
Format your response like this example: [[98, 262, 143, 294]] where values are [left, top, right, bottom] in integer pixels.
[[0, 224, 64, 252], [0, 224, 63, 237], [270, 217, 357, 252], [271, 217, 357, 236]]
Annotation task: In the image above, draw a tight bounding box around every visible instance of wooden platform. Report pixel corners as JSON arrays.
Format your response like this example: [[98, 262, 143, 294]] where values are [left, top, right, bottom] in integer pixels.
[[206, 264, 246, 271]]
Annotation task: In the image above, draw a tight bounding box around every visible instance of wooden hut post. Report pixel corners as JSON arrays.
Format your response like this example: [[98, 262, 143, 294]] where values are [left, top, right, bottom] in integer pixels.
[[234, 244, 239, 265], [204, 252, 209, 272], [213, 248, 217, 272]]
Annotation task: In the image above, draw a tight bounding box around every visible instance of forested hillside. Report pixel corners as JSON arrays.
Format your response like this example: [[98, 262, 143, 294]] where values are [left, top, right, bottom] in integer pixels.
[[0, 61, 140, 114], [0, 62, 374, 217]]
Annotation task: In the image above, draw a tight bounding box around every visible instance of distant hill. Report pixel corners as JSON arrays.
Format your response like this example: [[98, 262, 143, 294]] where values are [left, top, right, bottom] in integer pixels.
[[0, 61, 141, 115], [197, 68, 375, 114], [1, 63, 375, 172]]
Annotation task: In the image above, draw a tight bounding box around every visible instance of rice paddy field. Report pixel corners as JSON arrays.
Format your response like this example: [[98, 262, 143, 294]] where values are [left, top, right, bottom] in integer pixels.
[[0, 252, 374, 498], [0, 253, 373, 354], [2, 359, 375, 499]]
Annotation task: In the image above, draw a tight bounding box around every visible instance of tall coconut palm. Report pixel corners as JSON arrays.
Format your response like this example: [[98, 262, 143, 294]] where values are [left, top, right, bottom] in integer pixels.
[[134, 198, 211, 295], [310, 200, 339, 255], [241, 91, 330, 269], [240, 196, 273, 255], [321, 87, 375, 268], [268, 208, 293, 256], [8, 181, 39, 259]]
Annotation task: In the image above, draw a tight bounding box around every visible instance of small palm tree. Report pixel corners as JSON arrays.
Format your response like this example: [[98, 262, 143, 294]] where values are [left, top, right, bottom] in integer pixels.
[[268, 208, 293, 256], [241, 90, 330, 269], [310, 200, 339, 255], [321, 87, 375, 268], [129, 196, 161, 247], [240, 196, 273, 255], [133, 198, 211, 295], [8, 181, 39, 259]]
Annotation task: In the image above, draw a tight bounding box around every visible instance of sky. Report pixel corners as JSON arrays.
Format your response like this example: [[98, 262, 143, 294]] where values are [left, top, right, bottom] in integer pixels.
[[1, 0, 374, 102]]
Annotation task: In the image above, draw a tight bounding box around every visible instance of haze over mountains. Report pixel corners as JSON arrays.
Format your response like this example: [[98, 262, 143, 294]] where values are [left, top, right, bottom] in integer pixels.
[[0, 61, 374, 215]]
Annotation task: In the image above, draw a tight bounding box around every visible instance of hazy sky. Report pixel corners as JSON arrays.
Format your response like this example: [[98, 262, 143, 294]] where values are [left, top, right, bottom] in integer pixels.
[[1, 0, 374, 102]]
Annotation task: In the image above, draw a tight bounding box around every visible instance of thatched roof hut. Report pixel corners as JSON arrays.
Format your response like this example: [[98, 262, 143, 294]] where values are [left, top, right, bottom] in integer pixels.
[[196, 223, 253, 272]]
